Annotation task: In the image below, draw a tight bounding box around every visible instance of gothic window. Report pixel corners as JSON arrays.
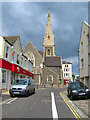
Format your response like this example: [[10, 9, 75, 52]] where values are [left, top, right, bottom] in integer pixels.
[[47, 49, 50, 55], [27, 53, 35, 67]]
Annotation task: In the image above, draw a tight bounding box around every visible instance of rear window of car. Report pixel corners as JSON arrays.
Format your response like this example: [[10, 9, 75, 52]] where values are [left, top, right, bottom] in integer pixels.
[[71, 82, 87, 89], [71, 82, 80, 88]]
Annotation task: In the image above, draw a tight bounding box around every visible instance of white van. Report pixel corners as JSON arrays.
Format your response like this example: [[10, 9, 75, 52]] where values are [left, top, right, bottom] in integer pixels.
[[9, 79, 35, 97]]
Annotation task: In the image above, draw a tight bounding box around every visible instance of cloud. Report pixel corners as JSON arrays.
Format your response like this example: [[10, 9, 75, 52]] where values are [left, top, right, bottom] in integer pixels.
[[2, 2, 88, 75]]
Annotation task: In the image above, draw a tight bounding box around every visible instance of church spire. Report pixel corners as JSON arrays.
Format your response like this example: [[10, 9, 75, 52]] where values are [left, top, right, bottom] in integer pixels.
[[48, 8, 50, 17], [43, 9, 55, 57]]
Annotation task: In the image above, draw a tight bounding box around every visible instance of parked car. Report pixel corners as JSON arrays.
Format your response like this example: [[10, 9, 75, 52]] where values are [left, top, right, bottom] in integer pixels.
[[9, 79, 35, 97], [67, 81, 90, 99]]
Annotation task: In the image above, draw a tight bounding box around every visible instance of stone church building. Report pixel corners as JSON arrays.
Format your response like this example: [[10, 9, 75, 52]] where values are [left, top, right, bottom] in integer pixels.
[[23, 9, 63, 86]]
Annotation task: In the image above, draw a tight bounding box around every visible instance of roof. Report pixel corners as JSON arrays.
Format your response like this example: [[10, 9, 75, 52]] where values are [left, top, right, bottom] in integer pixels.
[[38, 51, 43, 57], [62, 61, 72, 64], [44, 56, 61, 67], [3, 36, 19, 46]]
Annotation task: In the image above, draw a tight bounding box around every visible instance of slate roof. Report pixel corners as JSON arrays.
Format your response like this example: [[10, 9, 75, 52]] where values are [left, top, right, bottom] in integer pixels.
[[44, 56, 61, 67], [3, 36, 19, 46], [38, 51, 43, 57], [62, 61, 72, 64]]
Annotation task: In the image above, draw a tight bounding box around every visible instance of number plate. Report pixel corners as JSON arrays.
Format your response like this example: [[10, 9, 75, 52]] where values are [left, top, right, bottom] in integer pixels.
[[14, 92, 19, 94], [79, 93, 85, 95]]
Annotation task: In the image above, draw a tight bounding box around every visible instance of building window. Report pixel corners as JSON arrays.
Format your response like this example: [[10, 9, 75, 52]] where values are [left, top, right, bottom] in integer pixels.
[[64, 73, 65, 77], [21, 57, 23, 67], [17, 54, 19, 64], [24, 59, 26, 68], [67, 65, 68, 67], [47, 75, 53, 82], [66, 73, 67, 76], [65, 65, 66, 67], [64, 69, 65, 71], [5, 46, 9, 59], [47, 49, 50, 55], [35, 69, 37, 74], [81, 58, 84, 68], [81, 42, 83, 52], [13, 51, 15, 62], [66, 69, 67, 71], [2, 70, 6, 83]]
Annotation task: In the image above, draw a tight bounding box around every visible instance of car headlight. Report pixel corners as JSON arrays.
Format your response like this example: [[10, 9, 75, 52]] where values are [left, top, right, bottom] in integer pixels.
[[86, 89, 90, 92], [72, 90, 77, 93], [22, 87, 26, 90]]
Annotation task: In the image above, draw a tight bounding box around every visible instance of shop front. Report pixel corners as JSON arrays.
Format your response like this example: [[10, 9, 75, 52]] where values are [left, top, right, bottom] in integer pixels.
[[0, 59, 33, 90]]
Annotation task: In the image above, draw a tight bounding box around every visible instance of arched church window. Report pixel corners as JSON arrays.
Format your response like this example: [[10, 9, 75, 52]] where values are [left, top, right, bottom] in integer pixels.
[[27, 52, 35, 67], [47, 49, 50, 55]]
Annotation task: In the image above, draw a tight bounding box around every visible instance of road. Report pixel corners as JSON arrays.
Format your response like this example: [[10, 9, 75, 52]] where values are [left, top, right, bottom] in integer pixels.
[[2, 87, 77, 119]]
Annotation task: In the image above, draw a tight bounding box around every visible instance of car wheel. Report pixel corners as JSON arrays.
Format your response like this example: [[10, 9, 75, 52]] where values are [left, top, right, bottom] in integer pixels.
[[26, 91, 29, 97], [67, 91, 70, 97], [71, 95, 76, 100], [33, 88, 35, 94]]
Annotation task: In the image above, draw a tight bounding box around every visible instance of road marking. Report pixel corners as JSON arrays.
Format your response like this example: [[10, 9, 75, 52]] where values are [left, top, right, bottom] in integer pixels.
[[60, 92, 82, 120], [0, 98, 14, 106], [51, 92, 58, 119], [7, 97, 17, 104]]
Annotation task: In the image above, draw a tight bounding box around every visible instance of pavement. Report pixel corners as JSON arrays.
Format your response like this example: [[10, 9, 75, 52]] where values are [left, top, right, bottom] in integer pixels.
[[1, 87, 90, 119], [63, 90, 90, 118]]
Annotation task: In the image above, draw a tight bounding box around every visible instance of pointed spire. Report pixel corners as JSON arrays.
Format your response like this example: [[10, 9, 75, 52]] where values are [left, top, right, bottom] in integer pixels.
[[48, 8, 50, 17]]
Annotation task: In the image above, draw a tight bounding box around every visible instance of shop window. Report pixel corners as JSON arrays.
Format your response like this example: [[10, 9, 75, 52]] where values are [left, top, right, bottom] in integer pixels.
[[5, 45, 9, 59], [2, 70, 6, 83]]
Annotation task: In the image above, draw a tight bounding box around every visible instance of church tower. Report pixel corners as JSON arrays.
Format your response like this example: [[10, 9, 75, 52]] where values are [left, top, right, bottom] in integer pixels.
[[43, 9, 55, 58]]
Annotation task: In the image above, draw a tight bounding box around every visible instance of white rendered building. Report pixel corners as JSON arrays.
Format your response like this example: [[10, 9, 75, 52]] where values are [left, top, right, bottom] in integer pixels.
[[62, 61, 72, 82]]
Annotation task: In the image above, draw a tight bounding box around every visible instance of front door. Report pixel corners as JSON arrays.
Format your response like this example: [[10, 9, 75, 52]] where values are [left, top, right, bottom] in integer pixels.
[[2, 70, 7, 89]]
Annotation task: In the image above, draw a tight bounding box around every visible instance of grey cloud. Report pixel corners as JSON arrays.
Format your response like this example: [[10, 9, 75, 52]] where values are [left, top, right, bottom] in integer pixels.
[[2, 2, 88, 75]]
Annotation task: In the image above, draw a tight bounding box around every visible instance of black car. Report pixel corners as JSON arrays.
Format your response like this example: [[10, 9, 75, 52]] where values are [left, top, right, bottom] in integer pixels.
[[67, 81, 90, 99]]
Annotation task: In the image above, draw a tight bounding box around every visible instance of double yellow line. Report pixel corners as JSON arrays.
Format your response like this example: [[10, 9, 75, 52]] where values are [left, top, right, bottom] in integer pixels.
[[60, 91, 82, 120], [0, 98, 14, 106]]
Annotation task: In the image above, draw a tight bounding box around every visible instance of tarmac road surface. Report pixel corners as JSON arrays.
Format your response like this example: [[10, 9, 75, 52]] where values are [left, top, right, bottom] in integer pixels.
[[2, 87, 79, 119]]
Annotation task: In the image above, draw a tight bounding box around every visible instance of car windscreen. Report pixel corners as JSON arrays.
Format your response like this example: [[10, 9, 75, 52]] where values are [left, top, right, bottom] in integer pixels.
[[12, 79, 27, 85]]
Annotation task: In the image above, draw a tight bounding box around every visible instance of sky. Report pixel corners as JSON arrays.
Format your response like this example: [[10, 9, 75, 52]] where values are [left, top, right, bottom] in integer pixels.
[[2, 2, 88, 75]]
